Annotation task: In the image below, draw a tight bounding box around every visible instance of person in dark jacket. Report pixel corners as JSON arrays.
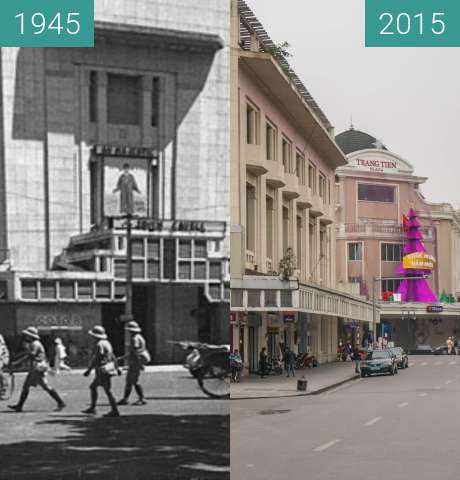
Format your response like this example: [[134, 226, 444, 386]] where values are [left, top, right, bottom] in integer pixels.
[[82, 325, 120, 417], [259, 347, 268, 378], [117, 321, 149, 406], [352, 347, 361, 374], [8, 327, 65, 412], [284, 347, 296, 377]]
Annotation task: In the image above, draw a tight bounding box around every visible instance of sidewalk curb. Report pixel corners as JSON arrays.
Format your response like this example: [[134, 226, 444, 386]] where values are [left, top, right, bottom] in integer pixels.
[[231, 374, 359, 401]]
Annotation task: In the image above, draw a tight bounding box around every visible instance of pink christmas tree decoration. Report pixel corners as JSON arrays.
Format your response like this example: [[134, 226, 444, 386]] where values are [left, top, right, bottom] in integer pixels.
[[396, 208, 437, 302]]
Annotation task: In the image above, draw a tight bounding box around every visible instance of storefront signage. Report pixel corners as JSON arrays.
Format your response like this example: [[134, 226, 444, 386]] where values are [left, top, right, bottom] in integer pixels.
[[93, 144, 158, 159], [403, 252, 436, 270], [355, 158, 397, 173], [267, 326, 280, 334], [32, 314, 83, 331], [427, 305, 443, 313], [134, 218, 208, 233]]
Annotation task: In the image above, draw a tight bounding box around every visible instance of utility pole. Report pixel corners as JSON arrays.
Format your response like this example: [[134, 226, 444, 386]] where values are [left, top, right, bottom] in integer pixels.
[[123, 213, 134, 360]]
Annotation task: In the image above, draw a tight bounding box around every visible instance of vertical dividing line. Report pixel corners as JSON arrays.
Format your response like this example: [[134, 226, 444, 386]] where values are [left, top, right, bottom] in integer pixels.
[[171, 73, 178, 221], [42, 49, 50, 269]]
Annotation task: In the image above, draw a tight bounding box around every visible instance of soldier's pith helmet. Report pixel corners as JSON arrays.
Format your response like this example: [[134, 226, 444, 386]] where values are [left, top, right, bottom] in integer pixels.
[[88, 325, 108, 340], [22, 326, 40, 340], [126, 321, 141, 333]]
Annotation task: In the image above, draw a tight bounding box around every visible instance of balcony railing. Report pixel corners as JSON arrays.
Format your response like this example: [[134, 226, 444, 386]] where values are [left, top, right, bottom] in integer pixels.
[[338, 223, 435, 239]]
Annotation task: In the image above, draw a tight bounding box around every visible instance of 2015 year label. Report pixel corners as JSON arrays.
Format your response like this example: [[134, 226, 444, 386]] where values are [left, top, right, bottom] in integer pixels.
[[366, 0, 460, 47]]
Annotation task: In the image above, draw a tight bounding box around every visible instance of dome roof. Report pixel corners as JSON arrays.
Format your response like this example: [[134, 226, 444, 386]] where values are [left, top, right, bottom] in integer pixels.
[[335, 128, 387, 155]]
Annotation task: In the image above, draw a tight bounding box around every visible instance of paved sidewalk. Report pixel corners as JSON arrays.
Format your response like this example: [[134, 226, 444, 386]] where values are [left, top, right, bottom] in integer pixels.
[[231, 361, 358, 399]]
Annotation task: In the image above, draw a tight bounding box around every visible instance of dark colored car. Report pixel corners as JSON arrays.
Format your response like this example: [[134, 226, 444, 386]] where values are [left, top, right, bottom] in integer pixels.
[[360, 350, 398, 377], [410, 344, 434, 355], [389, 347, 409, 368]]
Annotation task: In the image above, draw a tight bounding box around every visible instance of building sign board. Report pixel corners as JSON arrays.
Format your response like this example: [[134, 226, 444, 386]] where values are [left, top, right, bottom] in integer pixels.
[[32, 314, 83, 331], [403, 252, 436, 270], [93, 144, 158, 159], [427, 305, 443, 313], [354, 158, 398, 173]]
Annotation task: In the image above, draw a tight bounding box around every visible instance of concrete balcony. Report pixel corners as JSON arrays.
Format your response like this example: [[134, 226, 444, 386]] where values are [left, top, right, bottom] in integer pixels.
[[246, 249, 256, 270], [265, 160, 286, 189], [309, 194, 324, 218], [297, 185, 312, 209], [245, 144, 267, 176], [282, 172, 300, 200], [336, 223, 435, 241]]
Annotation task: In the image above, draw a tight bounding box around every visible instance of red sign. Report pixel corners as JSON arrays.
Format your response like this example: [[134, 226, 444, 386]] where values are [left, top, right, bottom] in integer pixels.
[[230, 312, 237, 325]]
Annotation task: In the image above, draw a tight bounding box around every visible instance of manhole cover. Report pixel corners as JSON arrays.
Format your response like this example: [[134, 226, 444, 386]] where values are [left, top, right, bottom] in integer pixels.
[[258, 409, 291, 415]]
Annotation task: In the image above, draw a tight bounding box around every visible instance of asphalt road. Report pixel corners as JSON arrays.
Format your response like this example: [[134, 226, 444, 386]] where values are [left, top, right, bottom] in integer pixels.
[[0, 368, 229, 480], [231, 355, 460, 480]]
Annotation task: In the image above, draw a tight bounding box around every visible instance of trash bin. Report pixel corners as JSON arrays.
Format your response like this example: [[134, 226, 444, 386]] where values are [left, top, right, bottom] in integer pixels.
[[297, 376, 307, 392]]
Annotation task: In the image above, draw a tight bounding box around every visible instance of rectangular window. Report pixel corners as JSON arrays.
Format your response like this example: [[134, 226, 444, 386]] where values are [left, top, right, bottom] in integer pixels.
[[89, 70, 98, 122], [266, 121, 277, 160], [381, 243, 403, 262], [283, 206, 289, 254], [358, 183, 395, 203], [246, 185, 256, 251], [381, 279, 402, 294], [107, 73, 141, 125], [296, 153, 305, 184], [319, 173, 326, 201], [151, 76, 160, 127], [327, 179, 331, 204], [348, 242, 363, 261], [246, 102, 259, 144], [282, 138, 291, 173], [308, 162, 317, 193], [266, 196, 274, 261]]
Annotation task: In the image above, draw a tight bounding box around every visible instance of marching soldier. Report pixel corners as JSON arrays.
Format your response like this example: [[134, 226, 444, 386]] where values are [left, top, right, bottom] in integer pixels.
[[117, 321, 149, 406], [0, 334, 10, 400], [82, 325, 120, 417], [8, 327, 66, 412]]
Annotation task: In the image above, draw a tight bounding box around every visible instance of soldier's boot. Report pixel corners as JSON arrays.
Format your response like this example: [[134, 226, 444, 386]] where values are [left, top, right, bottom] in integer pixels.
[[105, 389, 120, 417], [117, 384, 132, 405], [133, 385, 147, 405], [8, 389, 28, 412], [82, 388, 97, 414], [48, 388, 66, 411]]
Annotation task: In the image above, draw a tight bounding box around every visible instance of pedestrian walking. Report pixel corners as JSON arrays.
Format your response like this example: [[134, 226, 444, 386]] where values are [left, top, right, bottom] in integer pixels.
[[53, 338, 71, 373], [230, 349, 243, 383], [352, 347, 361, 374], [8, 327, 66, 412], [259, 347, 268, 378], [117, 321, 149, 406], [454, 338, 459, 356], [447, 336, 454, 355], [82, 325, 121, 417], [284, 347, 296, 377], [0, 334, 10, 400]]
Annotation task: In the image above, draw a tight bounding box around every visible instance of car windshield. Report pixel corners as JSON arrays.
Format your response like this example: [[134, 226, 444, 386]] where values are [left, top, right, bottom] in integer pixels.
[[366, 351, 389, 360]]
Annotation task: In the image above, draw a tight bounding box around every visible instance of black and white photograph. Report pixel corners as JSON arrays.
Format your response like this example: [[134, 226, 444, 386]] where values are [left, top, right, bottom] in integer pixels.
[[0, 1, 230, 479]]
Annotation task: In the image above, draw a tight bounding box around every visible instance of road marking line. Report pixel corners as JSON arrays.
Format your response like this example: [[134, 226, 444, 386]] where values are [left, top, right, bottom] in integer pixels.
[[398, 402, 409, 408], [419, 393, 428, 397], [434, 386, 441, 390], [420, 362, 428, 366], [445, 380, 452, 385], [450, 361, 456, 365], [365, 417, 383, 426], [435, 361, 442, 366], [313, 439, 341, 452]]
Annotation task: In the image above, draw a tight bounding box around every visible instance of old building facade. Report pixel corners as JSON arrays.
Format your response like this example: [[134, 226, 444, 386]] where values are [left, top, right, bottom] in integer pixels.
[[0, 0, 230, 363]]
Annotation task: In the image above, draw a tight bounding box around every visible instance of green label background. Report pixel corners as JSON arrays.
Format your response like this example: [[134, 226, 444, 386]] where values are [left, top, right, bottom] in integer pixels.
[[0, 0, 94, 47], [366, 0, 460, 47]]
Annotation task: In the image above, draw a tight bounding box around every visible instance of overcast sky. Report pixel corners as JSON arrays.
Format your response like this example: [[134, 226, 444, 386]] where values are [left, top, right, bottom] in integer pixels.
[[245, 0, 460, 207]]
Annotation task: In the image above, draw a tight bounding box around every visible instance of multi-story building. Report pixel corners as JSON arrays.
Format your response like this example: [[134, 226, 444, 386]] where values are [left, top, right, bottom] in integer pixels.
[[0, 0, 230, 363], [336, 126, 460, 348], [230, 1, 374, 372]]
